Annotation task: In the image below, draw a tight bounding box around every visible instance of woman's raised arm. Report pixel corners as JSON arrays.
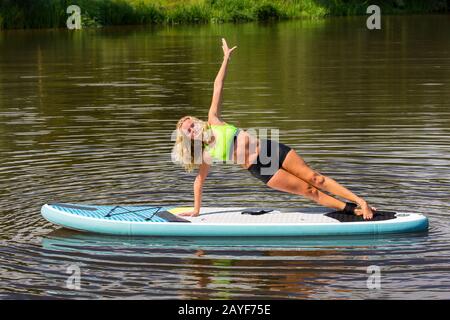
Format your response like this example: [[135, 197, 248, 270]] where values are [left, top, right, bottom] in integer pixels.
[[208, 38, 237, 125]]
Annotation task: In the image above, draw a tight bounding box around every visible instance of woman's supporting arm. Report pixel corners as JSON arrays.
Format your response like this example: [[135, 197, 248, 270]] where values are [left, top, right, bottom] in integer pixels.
[[193, 162, 210, 214], [179, 162, 210, 217]]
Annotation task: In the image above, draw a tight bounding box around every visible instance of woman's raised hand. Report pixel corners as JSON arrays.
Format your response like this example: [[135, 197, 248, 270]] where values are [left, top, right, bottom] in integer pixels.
[[222, 38, 237, 59]]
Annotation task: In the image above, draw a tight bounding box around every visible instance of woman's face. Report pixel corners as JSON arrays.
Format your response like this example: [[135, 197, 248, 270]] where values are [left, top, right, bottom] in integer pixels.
[[180, 118, 202, 140]]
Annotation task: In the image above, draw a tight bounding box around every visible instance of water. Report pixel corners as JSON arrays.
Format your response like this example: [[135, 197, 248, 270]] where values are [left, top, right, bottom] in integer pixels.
[[0, 15, 449, 299]]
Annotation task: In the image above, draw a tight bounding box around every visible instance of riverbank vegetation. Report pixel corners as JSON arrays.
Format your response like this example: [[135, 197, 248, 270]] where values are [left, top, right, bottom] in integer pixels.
[[0, 0, 448, 30]]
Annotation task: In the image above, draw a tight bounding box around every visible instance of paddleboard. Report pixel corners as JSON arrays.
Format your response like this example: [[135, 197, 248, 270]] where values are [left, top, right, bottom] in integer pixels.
[[41, 203, 428, 237]]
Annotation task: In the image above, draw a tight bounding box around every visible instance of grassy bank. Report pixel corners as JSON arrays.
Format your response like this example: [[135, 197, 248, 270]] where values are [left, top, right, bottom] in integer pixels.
[[0, 0, 448, 30]]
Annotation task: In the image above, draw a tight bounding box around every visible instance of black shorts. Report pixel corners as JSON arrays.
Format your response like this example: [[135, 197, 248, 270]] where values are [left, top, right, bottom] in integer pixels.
[[247, 139, 292, 184]]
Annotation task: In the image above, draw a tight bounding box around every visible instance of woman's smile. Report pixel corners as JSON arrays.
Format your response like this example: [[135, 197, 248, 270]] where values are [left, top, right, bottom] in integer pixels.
[[181, 119, 202, 140]]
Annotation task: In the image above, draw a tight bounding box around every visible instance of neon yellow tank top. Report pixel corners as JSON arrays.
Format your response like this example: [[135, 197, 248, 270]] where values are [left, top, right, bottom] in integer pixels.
[[206, 123, 239, 162]]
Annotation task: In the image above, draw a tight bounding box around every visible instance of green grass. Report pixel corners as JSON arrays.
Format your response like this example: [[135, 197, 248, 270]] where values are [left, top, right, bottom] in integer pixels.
[[167, 2, 211, 24], [0, 0, 448, 30]]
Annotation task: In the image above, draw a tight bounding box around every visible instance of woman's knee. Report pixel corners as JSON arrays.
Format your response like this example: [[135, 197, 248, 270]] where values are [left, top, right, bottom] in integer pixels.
[[310, 171, 326, 187], [302, 184, 320, 200]]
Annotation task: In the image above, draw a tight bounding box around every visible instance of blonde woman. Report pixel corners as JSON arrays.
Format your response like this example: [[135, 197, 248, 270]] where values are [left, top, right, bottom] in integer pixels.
[[172, 39, 376, 219]]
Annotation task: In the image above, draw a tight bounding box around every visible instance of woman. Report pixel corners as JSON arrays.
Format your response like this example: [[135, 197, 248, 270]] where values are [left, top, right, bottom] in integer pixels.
[[172, 39, 376, 219]]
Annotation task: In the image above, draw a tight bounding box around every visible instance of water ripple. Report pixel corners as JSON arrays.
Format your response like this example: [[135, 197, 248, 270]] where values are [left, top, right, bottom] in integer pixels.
[[1, 17, 450, 299]]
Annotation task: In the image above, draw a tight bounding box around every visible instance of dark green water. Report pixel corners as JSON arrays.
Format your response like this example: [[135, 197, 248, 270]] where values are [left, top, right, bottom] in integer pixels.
[[0, 15, 449, 299]]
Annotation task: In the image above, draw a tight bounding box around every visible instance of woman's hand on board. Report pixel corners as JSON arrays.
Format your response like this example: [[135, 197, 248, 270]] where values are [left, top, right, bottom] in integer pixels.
[[178, 210, 200, 217]]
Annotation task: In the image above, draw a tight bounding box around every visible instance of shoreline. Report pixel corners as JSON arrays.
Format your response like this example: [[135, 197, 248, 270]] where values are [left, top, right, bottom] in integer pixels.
[[0, 0, 448, 30]]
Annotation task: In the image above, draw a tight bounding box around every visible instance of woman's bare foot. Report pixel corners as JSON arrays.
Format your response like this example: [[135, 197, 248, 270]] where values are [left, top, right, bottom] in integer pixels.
[[354, 203, 377, 220]]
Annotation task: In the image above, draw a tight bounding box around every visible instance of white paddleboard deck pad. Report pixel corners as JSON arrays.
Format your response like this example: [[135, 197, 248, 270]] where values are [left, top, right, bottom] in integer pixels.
[[41, 203, 428, 236]]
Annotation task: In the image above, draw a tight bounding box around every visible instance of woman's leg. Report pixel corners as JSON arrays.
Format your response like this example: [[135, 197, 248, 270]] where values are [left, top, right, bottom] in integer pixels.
[[280, 150, 374, 218], [267, 168, 347, 211]]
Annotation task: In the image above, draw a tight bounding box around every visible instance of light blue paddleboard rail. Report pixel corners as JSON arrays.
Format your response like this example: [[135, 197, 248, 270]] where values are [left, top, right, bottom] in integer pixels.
[[41, 203, 429, 237]]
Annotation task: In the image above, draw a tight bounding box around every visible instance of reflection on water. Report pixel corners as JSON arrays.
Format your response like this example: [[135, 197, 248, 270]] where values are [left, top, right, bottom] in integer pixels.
[[0, 15, 449, 299], [36, 229, 431, 299]]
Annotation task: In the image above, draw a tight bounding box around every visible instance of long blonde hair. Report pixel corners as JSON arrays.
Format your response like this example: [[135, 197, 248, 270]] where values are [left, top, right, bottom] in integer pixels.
[[171, 116, 212, 172]]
